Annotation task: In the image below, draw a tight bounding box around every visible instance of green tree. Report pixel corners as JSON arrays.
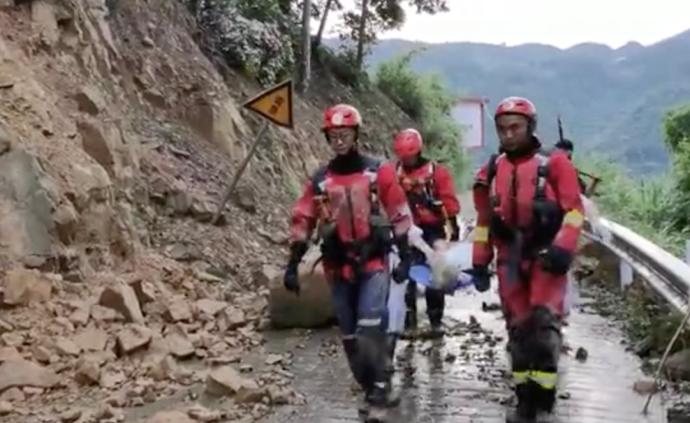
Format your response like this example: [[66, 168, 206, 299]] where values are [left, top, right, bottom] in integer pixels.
[[662, 104, 690, 229], [569, 105, 690, 256], [339, 0, 449, 71], [664, 104, 690, 193], [188, 0, 296, 85], [578, 157, 689, 255], [313, 0, 344, 48], [375, 51, 468, 184]]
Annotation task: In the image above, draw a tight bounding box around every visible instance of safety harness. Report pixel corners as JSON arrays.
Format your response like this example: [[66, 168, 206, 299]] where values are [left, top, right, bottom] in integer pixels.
[[396, 161, 454, 240], [310, 157, 392, 280], [396, 160, 440, 209], [484, 152, 564, 246]]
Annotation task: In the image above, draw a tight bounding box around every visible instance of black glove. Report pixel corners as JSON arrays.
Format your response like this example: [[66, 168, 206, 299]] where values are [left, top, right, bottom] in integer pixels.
[[392, 234, 411, 284], [283, 242, 307, 295], [471, 266, 491, 292], [539, 245, 573, 275], [283, 264, 300, 295], [448, 217, 460, 241]]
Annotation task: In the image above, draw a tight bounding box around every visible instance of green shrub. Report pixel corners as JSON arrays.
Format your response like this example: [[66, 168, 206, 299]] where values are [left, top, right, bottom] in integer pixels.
[[578, 156, 690, 255], [187, 0, 295, 85], [375, 50, 469, 184], [314, 45, 369, 88]]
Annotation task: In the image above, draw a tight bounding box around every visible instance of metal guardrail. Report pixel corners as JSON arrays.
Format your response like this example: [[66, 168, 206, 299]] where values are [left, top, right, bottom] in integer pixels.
[[459, 210, 690, 313], [583, 217, 690, 314]]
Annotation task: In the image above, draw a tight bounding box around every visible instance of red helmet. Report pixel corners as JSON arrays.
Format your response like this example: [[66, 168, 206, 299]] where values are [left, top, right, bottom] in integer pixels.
[[495, 96, 537, 127], [393, 128, 423, 160], [322, 104, 362, 130]]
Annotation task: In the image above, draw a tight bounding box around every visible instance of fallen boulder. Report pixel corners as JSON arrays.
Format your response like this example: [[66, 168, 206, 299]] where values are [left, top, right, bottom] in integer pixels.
[[268, 248, 335, 328], [0, 359, 59, 393]]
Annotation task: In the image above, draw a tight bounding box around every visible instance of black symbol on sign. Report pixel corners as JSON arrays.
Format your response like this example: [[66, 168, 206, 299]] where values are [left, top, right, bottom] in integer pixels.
[[269, 96, 285, 115]]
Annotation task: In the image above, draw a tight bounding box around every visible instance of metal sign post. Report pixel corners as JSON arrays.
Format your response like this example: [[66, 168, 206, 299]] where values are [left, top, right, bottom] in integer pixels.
[[212, 80, 294, 224], [619, 259, 634, 289]]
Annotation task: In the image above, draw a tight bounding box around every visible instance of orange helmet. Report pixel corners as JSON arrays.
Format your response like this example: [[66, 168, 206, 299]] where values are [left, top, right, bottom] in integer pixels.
[[393, 128, 423, 160], [322, 104, 362, 130], [495, 96, 537, 131]]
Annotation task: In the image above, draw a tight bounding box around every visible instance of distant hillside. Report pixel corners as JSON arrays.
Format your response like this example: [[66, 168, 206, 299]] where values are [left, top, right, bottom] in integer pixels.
[[355, 29, 690, 174]]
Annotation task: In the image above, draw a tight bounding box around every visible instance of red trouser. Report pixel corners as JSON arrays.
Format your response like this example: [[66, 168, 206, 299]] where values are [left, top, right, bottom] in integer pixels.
[[497, 249, 565, 413], [496, 250, 568, 328]]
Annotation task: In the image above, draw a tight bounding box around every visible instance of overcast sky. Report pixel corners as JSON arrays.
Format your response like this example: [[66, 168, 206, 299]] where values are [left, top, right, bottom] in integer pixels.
[[328, 0, 690, 48]]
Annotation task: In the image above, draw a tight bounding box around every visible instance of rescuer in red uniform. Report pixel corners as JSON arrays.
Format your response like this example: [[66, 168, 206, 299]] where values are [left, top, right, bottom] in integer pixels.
[[392, 128, 461, 336], [283, 104, 413, 421], [471, 97, 584, 421]]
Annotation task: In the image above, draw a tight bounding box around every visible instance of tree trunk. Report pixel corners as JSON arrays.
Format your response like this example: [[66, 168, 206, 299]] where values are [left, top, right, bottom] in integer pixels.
[[355, 0, 370, 72], [298, 0, 312, 93], [314, 0, 333, 48], [186, 0, 201, 16], [278, 0, 292, 15]]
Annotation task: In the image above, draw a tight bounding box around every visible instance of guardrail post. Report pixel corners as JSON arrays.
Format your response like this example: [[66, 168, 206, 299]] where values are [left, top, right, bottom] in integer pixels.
[[619, 259, 633, 289], [686, 240, 690, 265]]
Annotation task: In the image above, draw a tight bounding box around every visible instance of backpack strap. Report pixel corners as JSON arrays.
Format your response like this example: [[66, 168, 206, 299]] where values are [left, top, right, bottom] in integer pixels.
[[486, 153, 504, 205], [534, 153, 550, 200], [362, 156, 381, 207], [486, 153, 499, 185], [312, 157, 381, 200], [426, 161, 437, 194], [311, 165, 329, 196], [361, 156, 381, 181], [397, 160, 437, 196]]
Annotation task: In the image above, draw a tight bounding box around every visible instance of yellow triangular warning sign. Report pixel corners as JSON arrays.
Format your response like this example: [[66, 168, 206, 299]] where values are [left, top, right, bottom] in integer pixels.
[[243, 80, 294, 129]]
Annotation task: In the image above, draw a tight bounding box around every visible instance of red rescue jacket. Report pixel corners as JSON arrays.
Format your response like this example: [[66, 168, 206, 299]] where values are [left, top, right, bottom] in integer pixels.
[[290, 153, 412, 281], [472, 149, 584, 267], [396, 160, 460, 227]]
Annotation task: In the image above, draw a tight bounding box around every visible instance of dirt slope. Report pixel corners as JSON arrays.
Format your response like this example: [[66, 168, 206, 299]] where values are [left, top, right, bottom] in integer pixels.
[[0, 0, 412, 421]]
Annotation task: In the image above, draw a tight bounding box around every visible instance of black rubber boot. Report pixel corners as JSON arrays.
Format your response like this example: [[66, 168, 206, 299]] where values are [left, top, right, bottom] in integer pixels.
[[426, 287, 445, 338], [404, 281, 418, 332], [365, 384, 389, 422], [356, 329, 388, 391], [429, 318, 445, 339], [382, 334, 400, 407], [535, 386, 556, 414], [507, 322, 535, 422], [530, 306, 562, 414], [384, 334, 397, 374], [507, 382, 538, 422], [343, 338, 369, 390]]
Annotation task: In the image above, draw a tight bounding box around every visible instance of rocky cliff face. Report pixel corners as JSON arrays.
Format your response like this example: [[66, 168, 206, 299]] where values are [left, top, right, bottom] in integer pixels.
[[0, 0, 411, 421]]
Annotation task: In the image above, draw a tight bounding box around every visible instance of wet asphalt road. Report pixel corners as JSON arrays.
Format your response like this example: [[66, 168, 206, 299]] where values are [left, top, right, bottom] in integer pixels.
[[259, 194, 667, 423], [259, 286, 668, 423]]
